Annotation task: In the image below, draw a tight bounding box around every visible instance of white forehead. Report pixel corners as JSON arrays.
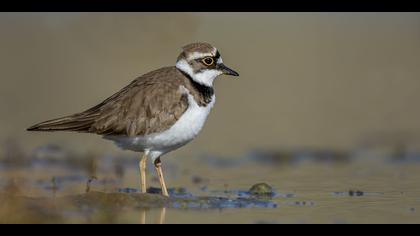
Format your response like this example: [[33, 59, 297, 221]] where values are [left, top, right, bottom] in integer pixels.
[[186, 47, 218, 61]]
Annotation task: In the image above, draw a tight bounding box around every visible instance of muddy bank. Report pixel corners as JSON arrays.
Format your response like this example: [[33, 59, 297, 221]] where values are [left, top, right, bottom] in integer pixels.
[[0, 189, 277, 209], [0, 190, 279, 223]]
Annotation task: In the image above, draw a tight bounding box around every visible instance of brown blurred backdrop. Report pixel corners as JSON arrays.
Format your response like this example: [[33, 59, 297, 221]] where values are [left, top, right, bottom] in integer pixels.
[[1, 13, 420, 157]]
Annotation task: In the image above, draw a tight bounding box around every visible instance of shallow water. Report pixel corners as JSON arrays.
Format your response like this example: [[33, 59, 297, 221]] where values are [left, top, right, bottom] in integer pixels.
[[1, 144, 420, 224]]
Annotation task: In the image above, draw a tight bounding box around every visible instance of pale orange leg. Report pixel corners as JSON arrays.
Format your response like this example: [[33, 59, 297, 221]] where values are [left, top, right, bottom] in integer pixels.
[[154, 158, 169, 197], [157, 208, 166, 224], [140, 209, 146, 224], [139, 153, 148, 193]]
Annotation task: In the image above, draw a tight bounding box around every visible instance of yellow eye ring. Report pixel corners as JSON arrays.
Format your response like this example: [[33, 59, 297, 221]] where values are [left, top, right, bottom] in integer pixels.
[[202, 57, 214, 66]]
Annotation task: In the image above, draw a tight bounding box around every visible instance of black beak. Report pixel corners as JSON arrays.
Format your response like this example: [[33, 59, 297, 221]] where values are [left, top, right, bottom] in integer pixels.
[[218, 64, 239, 77]]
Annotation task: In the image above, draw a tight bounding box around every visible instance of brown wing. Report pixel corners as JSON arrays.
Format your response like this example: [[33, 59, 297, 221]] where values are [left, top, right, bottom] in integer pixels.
[[27, 67, 189, 136]]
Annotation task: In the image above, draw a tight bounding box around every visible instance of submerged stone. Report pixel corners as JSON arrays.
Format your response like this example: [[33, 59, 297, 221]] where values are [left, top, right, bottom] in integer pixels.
[[349, 190, 364, 197]]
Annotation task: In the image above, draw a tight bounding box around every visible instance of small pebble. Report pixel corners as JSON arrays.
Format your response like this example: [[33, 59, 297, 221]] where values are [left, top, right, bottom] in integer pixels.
[[249, 183, 274, 197], [192, 176, 208, 185]]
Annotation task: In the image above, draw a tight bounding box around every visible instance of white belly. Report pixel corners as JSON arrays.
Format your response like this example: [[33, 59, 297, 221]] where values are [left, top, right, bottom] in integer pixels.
[[105, 90, 215, 161]]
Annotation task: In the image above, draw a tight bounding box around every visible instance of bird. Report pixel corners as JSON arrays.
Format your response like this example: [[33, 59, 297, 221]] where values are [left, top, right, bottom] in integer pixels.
[[27, 42, 239, 197]]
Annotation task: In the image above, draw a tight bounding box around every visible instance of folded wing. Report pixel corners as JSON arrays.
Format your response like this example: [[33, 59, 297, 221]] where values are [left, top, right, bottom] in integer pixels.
[[27, 67, 189, 137]]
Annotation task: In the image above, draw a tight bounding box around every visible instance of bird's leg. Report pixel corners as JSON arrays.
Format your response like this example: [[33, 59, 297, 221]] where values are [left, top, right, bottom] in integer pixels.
[[139, 153, 148, 193], [157, 208, 166, 224], [140, 209, 146, 224], [154, 158, 169, 197]]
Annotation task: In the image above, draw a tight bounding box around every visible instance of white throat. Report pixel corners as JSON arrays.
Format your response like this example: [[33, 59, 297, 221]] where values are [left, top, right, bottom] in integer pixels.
[[176, 59, 222, 87]]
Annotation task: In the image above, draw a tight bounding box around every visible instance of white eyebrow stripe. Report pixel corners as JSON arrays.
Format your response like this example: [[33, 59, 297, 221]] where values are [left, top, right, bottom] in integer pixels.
[[187, 52, 214, 61]]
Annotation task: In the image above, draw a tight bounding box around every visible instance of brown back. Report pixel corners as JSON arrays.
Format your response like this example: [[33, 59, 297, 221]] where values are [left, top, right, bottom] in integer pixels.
[[27, 66, 210, 136]]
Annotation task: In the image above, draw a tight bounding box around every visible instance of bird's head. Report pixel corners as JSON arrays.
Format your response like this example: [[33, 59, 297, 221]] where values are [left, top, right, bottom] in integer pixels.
[[176, 42, 239, 87]]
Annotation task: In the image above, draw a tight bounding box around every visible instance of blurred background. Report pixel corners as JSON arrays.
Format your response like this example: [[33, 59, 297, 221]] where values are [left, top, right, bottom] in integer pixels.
[[1, 13, 420, 223], [1, 12, 420, 156]]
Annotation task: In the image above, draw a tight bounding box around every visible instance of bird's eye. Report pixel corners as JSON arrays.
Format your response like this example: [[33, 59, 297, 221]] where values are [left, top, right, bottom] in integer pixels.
[[202, 57, 214, 66]]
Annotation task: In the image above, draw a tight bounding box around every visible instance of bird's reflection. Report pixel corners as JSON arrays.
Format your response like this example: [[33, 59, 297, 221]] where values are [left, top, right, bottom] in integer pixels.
[[139, 207, 166, 224]]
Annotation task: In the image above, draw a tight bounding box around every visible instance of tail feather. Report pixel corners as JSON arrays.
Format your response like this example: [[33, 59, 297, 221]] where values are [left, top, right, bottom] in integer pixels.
[[27, 113, 97, 132]]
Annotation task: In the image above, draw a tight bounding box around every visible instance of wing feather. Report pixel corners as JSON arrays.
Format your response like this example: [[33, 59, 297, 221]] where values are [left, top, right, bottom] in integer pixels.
[[27, 67, 189, 136]]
